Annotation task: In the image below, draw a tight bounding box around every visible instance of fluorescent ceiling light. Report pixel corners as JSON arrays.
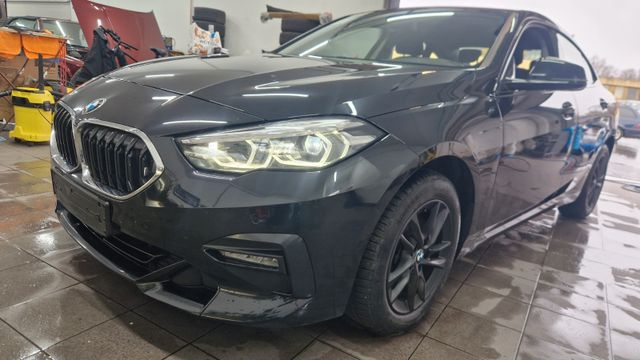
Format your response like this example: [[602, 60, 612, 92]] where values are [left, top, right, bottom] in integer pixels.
[[387, 12, 454, 22]]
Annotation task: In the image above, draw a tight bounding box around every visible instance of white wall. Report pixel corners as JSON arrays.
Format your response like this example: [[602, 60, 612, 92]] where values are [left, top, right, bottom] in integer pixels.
[[7, 0, 385, 54], [7, 1, 73, 19], [193, 0, 385, 55]]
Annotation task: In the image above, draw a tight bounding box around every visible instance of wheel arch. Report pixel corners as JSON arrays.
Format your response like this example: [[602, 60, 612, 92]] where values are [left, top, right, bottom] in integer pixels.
[[394, 142, 481, 256]]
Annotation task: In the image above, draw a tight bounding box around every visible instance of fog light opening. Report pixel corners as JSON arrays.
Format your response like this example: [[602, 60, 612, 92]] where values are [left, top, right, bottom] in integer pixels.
[[218, 250, 281, 269]]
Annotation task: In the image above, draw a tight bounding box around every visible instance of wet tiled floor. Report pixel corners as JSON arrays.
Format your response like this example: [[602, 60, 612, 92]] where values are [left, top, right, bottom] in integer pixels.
[[1, 133, 640, 360]]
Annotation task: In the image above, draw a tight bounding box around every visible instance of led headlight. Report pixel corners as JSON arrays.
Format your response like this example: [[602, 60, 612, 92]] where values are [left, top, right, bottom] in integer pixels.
[[178, 118, 384, 173]]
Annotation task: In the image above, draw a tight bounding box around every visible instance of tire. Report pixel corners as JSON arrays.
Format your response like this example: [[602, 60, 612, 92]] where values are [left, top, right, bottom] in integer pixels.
[[559, 146, 610, 219], [193, 7, 225, 24], [281, 18, 320, 32], [347, 171, 461, 335], [279, 31, 302, 45], [615, 127, 624, 141]]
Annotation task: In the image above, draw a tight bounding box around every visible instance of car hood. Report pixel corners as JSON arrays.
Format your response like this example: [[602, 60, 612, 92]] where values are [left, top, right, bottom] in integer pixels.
[[72, 0, 165, 61], [106, 54, 474, 121]]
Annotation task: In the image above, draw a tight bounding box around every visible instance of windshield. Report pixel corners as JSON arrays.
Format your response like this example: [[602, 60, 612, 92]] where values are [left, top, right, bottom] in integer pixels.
[[41, 20, 88, 48], [277, 10, 508, 68]]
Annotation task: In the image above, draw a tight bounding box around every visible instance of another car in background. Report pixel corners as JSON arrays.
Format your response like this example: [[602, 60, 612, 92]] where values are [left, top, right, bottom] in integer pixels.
[[618, 101, 640, 138], [2, 16, 87, 74]]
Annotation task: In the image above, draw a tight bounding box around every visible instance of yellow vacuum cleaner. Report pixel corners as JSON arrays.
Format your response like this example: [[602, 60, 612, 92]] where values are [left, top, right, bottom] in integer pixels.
[[9, 86, 55, 143]]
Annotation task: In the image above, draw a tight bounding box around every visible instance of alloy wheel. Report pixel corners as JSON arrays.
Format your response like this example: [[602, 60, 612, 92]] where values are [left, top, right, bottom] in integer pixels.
[[586, 153, 608, 209], [386, 200, 454, 314]]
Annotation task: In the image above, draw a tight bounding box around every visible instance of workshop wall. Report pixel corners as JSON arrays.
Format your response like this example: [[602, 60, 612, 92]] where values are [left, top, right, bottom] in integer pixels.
[[6, 0, 384, 54]]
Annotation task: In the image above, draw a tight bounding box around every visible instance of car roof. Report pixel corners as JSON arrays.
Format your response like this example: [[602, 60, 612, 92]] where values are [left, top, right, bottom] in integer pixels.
[[8, 16, 77, 23]]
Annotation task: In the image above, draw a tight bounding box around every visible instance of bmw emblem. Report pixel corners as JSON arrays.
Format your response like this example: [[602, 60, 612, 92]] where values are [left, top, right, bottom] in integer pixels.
[[84, 98, 106, 114]]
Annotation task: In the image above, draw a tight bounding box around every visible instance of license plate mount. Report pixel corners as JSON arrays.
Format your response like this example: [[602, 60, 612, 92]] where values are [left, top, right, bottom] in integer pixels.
[[52, 170, 111, 237]]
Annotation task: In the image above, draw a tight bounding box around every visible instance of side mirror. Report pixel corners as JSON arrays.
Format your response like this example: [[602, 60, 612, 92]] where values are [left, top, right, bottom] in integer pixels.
[[503, 57, 587, 92]]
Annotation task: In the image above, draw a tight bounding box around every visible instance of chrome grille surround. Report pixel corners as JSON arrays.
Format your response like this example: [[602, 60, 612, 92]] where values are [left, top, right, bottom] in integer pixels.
[[51, 102, 165, 200]]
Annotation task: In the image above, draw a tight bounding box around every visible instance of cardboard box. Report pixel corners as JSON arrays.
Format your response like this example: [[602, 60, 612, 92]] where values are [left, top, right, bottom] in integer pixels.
[[0, 55, 59, 121]]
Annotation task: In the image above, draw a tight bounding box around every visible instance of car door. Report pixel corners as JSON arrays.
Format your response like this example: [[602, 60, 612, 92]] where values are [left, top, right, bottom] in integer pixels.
[[556, 32, 615, 173], [488, 25, 578, 225]]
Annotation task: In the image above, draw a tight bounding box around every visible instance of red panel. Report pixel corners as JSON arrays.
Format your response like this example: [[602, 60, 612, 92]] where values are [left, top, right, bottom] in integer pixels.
[[72, 0, 165, 62]]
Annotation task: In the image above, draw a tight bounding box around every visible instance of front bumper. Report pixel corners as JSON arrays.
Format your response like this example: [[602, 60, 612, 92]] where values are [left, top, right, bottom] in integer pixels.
[[52, 134, 418, 326]]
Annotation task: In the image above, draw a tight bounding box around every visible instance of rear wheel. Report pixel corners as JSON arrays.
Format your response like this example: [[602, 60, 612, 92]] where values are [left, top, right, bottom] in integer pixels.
[[559, 146, 610, 219], [347, 171, 460, 335]]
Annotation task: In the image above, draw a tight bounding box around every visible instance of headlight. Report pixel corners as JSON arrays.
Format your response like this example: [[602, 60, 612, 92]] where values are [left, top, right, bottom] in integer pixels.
[[178, 117, 384, 173]]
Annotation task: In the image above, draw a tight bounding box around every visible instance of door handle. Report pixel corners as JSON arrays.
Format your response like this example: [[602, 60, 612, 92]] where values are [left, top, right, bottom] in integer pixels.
[[600, 98, 609, 110], [561, 101, 575, 120]]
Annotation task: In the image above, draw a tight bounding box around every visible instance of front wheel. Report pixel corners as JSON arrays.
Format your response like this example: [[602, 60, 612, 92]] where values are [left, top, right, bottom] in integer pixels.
[[347, 171, 460, 335], [559, 146, 610, 219]]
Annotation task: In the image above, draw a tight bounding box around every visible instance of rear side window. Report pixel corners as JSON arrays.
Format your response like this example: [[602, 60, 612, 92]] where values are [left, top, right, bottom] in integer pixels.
[[556, 33, 595, 83]]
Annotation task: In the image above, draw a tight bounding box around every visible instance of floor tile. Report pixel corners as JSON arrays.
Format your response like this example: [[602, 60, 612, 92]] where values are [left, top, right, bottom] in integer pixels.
[[0, 283, 126, 349], [17, 192, 56, 212], [434, 278, 462, 305], [8, 228, 79, 259], [543, 252, 614, 284], [294, 341, 356, 360], [504, 226, 553, 248], [465, 266, 537, 303], [608, 304, 640, 338], [0, 210, 59, 240], [134, 300, 219, 342], [84, 272, 149, 309], [0, 181, 52, 198], [611, 330, 640, 360], [0, 242, 36, 271], [478, 251, 541, 281], [539, 268, 606, 301], [21, 351, 54, 360], [551, 219, 604, 249], [319, 320, 422, 360], [0, 198, 31, 217], [0, 320, 40, 360], [450, 259, 475, 282], [0, 261, 77, 309], [166, 345, 216, 360], [42, 247, 107, 281], [196, 323, 314, 360], [606, 284, 640, 311], [523, 306, 610, 360], [449, 284, 529, 331], [532, 283, 608, 327], [429, 307, 520, 360], [489, 236, 547, 265], [516, 335, 597, 360], [46, 312, 185, 360], [414, 301, 445, 335], [411, 337, 478, 360]]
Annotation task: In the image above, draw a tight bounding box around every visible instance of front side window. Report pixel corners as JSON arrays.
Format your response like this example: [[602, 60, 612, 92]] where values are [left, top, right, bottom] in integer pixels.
[[556, 33, 595, 83], [277, 10, 508, 68], [505, 27, 555, 80]]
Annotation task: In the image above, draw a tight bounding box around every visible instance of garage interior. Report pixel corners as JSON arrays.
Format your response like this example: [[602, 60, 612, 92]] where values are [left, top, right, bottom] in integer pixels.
[[1, 1, 640, 360]]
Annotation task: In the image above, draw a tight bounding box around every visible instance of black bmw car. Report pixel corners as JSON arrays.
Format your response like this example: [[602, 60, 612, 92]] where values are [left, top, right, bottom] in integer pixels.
[[51, 7, 616, 334]]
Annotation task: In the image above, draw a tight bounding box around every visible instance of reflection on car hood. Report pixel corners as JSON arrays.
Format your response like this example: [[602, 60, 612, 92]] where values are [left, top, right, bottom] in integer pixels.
[[107, 54, 473, 120]]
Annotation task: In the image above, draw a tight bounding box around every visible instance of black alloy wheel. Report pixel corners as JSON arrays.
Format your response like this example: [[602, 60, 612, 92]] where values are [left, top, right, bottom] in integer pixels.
[[559, 146, 610, 219], [585, 149, 608, 210], [347, 171, 460, 335], [386, 200, 454, 314]]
